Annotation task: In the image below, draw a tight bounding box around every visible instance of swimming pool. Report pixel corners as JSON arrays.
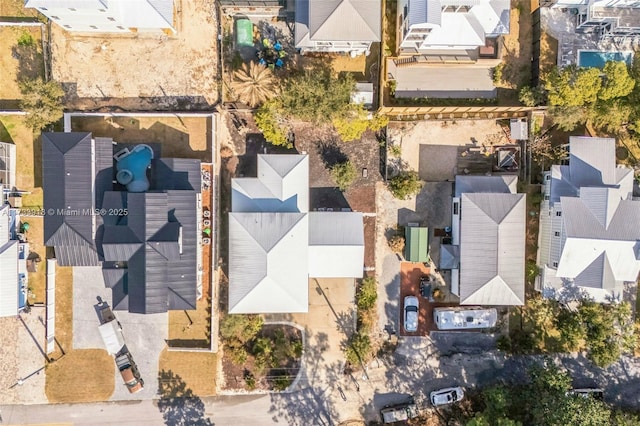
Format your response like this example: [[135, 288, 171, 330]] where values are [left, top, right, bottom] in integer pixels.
[[578, 50, 633, 69], [114, 144, 154, 193]]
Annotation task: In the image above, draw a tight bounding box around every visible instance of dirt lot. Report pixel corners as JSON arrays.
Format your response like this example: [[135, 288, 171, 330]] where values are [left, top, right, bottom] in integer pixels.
[[496, 0, 533, 104], [387, 120, 512, 181], [70, 114, 213, 162], [0, 25, 44, 106], [51, 0, 218, 110]]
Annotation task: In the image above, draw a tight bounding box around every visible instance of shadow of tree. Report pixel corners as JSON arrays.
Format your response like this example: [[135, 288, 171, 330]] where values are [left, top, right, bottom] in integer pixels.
[[317, 140, 348, 169], [12, 43, 42, 83], [157, 369, 215, 426]]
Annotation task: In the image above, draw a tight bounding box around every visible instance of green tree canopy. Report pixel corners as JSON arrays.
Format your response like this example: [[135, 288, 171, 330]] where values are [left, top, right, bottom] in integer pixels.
[[387, 171, 423, 200], [19, 78, 64, 131], [545, 66, 602, 106], [470, 361, 613, 426], [278, 68, 355, 123], [219, 314, 263, 346], [599, 61, 635, 101], [330, 160, 357, 191]]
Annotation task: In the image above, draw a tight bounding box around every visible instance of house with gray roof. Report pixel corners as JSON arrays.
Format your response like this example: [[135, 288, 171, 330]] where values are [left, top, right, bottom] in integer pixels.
[[229, 154, 364, 313], [42, 132, 201, 314], [440, 175, 525, 306], [537, 136, 640, 303], [295, 0, 381, 55]]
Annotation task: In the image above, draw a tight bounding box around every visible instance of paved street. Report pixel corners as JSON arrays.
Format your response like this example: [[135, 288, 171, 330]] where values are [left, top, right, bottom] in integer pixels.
[[3, 349, 640, 425]]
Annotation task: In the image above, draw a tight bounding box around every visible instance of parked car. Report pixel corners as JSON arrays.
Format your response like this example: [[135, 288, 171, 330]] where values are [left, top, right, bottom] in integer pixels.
[[430, 387, 464, 406], [380, 398, 420, 423], [568, 388, 604, 400], [403, 296, 419, 332], [116, 353, 144, 393]]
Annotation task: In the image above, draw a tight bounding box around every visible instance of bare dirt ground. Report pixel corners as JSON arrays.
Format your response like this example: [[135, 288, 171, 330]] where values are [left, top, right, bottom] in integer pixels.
[[70, 114, 212, 161], [51, 0, 218, 111], [496, 0, 533, 104], [0, 309, 47, 404], [387, 120, 511, 176]]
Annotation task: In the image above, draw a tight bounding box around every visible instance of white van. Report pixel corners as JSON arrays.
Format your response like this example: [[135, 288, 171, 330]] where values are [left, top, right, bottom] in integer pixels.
[[433, 307, 498, 330]]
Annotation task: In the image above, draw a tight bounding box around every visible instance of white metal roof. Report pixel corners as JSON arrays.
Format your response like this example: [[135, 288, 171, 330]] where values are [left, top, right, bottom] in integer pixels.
[[229, 155, 364, 313], [0, 240, 18, 317], [459, 192, 526, 305], [228, 212, 309, 313]]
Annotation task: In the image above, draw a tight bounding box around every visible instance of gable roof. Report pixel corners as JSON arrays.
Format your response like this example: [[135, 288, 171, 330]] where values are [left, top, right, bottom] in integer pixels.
[[569, 136, 617, 186], [459, 192, 525, 305], [295, 0, 381, 45], [229, 212, 309, 313], [42, 132, 108, 266], [232, 155, 309, 213], [229, 154, 364, 313], [455, 175, 517, 197]]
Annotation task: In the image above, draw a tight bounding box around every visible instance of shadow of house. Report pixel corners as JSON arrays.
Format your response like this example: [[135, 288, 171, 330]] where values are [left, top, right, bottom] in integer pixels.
[[60, 81, 213, 111], [157, 370, 215, 426]]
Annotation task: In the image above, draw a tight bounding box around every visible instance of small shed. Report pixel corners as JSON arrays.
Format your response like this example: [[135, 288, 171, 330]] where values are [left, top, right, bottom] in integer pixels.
[[235, 19, 254, 48], [510, 119, 528, 140], [404, 226, 428, 263], [351, 82, 374, 109]]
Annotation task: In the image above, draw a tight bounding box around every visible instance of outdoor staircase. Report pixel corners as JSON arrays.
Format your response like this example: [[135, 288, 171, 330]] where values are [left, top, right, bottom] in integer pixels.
[[394, 56, 418, 67]]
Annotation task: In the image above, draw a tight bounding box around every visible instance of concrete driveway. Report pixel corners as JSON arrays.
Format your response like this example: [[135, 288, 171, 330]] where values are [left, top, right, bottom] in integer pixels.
[[72, 267, 167, 401], [266, 278, 356, 392]]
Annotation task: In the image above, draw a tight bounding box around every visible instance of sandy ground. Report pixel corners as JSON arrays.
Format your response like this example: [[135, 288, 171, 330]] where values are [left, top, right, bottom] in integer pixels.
[[0, 309, 47, 404], [387, 120, 511, 173], [51, 0, 218, 110]]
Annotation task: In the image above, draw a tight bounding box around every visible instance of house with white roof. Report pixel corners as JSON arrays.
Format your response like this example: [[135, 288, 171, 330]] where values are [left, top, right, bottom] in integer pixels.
[[229, 154, 365, 314], [24, 0, 175, 33], [537, 136, 640, 303], [295, 0, 381, 55], [440, 175, 526, 306], [0, 203, 29, 317], [397, 0, 510, 54]]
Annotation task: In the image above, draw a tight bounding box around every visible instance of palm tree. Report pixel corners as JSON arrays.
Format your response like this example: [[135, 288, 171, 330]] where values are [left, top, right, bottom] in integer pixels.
[[231, 62, 279, 108]]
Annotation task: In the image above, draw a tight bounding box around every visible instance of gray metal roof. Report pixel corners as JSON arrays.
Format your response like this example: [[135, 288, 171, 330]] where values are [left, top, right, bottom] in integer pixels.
[[562, 196, 640, 241], [459, 192, 525, 305], [569, 136, 617, 186], [102, 189, 198, 314], [455, 175, 517, 197], [439, 244, 459, 269], [42, 132, 112, 266], [152, 158, 201, 191], [300, 0, 381, 42]]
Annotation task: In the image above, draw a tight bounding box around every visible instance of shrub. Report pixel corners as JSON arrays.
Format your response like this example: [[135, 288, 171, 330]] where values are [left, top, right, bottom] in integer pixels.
[[271, 374, 292, 391], [492, 63, 505, 84], [496, 335, 512, 352], [388, 171, 423, 200], [17, 31, 36, 47], [330, 161, 357, 191], [357, 277, 377, 311], [254, 101, 291, 148], [388, 234, 405, 253], [244, 371, 256, 390], [388, 80, 397, 96], [345, 332, 371, 366], [219, 314, 263, 345], [518, 85, 546, 107]]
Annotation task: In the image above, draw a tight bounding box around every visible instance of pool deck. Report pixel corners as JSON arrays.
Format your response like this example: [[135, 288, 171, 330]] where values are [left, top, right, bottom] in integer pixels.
[[542, 8, 638, 68]]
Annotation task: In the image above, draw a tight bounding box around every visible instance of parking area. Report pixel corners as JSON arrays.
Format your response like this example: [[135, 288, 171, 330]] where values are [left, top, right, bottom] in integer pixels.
[[72, 267, 168, 400], [0, 310, 47, 404]]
